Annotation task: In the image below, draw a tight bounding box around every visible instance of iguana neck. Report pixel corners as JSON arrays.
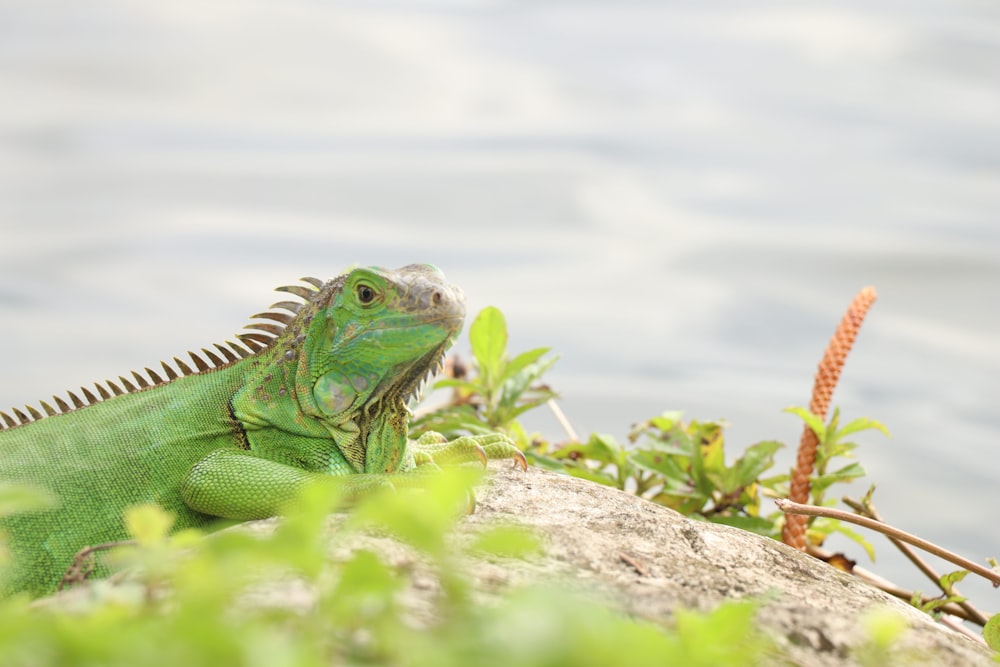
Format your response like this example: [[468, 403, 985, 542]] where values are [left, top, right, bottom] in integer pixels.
[[229, 331, 410, 475]]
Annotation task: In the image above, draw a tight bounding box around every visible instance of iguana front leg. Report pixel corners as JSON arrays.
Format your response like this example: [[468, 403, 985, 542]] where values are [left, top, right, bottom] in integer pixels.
[[180, 449, 376, 520], [181, 435, 525, 521]]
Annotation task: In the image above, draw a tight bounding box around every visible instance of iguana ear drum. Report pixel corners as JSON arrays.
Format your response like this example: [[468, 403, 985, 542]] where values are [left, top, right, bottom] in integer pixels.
[[312, 371, 365, 416]]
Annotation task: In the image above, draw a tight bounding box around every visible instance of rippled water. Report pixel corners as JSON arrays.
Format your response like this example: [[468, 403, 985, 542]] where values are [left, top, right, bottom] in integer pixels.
[[1, 1, 998, 602]]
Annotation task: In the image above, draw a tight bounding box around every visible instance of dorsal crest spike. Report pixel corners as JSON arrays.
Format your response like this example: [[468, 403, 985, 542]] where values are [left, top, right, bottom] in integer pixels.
[[188, 351, 210, 373], [275, 284, 316, 301], [237, 333, 270, 350], [300, 276, 324, 288], [95, 384, 112, 401], [251, 311, 293, 326], [118, 377, 138, 393], [1, 412, 16, 429], [269, 300, 302, 315], [53, 395, 71, 412], [145, 367, 164, 385], [25, 405, 43, 421], [81, 387, 99, 405], [202, 348, 225, 367], [174, 357, 195, 376], [214, 343, 239, 363], [161, 361, 179, 381], [40, 400, 58, 417], [131, 371, 151, 389], [225, 340, 252, 358], [66, 391, 85, 410], [106, 381, 124, 397], [244, 322, 284, 337]]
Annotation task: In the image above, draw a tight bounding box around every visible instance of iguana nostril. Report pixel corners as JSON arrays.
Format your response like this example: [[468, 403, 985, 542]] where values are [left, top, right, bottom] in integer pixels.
[[432, 291, 442, 306]]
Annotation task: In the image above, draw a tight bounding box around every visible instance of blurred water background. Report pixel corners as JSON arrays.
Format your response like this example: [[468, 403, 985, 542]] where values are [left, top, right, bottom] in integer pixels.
[[1, 2, 998, 607]]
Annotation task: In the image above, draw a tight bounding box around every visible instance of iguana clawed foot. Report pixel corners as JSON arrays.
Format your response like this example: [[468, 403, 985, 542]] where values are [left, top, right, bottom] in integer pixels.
[[411, 431, 527, 471]]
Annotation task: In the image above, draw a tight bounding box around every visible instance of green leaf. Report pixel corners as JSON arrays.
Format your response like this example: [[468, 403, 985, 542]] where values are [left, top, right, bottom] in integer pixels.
[[125, 504, 176, 545], [861, 484, 877, 507], [496, 356, 559, 422], [628, 410, 683, 442], [470, 525, 542, 559], [810, 462, 867, 495], [469, 306, 507, 384], [0, 482, 58, 517], [630, 448, 688, 480], [816, 439, 858, 464], [732, 440, 784, 488], [835, 416, 891, 440], [501, 347, 551, 384], [350, 468, 481, 558], [784, 406, 826, 440], [862, 607, 909, 650], [410, 404, 494, 439], [938, 569, 969, 590], [820, 518, 877, 562], [331, 549, 400, 604], [501, 394, 558, 424], [563, 466, 621, 488], [825, 407, 841, 440], [584, 433, 624, 462], [648, 411, 684, 432], [639, 428, 694, 457], [708, 514, 776, 536], [432, 378, 483, 393], [699, 427, 726, 476], [984, 612, 1000, 650]]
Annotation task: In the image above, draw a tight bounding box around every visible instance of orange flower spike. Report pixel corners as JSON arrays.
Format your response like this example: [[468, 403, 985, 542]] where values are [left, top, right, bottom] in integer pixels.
[[782, 287, 877, 550]]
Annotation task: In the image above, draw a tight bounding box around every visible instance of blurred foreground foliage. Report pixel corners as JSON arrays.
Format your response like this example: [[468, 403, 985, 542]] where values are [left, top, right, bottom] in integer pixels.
[[0, 470, 781, 667]]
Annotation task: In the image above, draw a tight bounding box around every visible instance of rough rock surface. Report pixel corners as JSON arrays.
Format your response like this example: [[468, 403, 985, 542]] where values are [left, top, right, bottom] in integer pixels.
[[54, 464, 994, 665]]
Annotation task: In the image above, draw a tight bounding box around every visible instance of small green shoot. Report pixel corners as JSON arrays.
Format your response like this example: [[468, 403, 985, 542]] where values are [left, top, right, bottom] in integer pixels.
[[785, 406, 889, 555], [410, 306, 557, 446], [909, 570, 969, 619]]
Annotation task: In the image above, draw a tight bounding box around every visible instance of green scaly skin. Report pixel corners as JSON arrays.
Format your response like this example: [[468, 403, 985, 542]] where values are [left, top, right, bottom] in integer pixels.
[[0, 264, 523, 597]]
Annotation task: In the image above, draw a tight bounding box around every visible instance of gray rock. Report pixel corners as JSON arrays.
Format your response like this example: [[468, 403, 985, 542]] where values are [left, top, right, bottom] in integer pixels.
[[457, 466, 993, 666], [48, 464, 995, 665]]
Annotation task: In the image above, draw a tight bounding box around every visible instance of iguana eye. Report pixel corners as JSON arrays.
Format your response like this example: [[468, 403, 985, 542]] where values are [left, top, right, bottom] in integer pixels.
[[356, 284, 377, 305]]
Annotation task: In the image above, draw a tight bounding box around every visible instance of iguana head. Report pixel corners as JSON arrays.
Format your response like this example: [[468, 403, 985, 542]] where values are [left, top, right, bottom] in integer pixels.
[[304, 263, 465, 416], [232, 263, 466, 473]]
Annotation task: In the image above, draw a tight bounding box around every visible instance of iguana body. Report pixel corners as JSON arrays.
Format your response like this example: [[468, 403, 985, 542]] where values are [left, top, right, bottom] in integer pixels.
[[0, 264, 521, 597]]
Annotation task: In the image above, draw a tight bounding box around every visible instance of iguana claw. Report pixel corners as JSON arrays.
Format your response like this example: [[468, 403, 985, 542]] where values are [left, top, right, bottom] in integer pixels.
[[412, 431, 526, 470], [473, 444, 489, 467], [510, 449, 528, 472]]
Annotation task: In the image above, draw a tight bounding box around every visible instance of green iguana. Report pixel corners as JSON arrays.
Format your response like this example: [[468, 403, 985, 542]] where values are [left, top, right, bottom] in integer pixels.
[[0, 264, 523, 597]]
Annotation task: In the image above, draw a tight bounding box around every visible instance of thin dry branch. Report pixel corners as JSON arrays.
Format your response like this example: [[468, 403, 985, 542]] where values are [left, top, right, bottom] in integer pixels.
[[843, 496, 990, 627], [547, 399, 579, 442], [776, 498, 1000, 587]]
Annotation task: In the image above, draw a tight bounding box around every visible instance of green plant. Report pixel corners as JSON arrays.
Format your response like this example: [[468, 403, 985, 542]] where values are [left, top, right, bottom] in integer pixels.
[[413, 307, 886, 545], [410, 306, 557, 446], [530, 413, 784, 536], [782, 407, 888, 556]]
